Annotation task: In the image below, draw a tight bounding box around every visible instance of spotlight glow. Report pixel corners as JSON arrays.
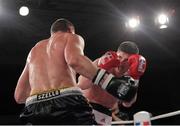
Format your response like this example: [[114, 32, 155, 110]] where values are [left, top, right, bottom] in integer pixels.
[[19, 6, 29, 16], [159, 24, 168, 29], [158, 14, 168, 25], [126, 17, 140, 29]]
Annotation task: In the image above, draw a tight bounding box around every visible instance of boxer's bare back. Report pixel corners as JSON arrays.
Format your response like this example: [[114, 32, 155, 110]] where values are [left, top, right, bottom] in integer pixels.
[[28, 32, 77, 95]]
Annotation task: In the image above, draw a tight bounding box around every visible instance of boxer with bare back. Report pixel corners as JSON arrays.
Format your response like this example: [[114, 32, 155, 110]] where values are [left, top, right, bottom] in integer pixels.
[[14, 19, 136, 125], [14, 18, 99, 125]]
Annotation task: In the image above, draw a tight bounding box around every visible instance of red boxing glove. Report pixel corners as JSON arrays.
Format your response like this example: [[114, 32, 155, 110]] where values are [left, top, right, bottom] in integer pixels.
[[126, 54, 146, 80], [98, 51, 121, 70]]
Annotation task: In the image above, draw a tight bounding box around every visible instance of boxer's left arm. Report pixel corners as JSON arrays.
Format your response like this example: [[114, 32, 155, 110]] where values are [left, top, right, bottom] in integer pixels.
[[14, 54, 31, 104]]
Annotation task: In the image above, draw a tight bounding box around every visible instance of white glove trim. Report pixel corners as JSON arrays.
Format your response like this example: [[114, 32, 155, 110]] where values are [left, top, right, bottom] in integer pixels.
[[101, 74, 114, 89], [94, 69, 106, 85]]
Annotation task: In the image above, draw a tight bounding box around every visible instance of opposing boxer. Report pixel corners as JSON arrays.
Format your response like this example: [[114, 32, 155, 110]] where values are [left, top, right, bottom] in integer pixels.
[[78, 41, 147, 125], [117, 41, 146, 107], [14, 18, 136, 125]]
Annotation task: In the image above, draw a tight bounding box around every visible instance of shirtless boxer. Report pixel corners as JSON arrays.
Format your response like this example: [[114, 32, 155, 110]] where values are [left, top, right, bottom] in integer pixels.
[[14, 19, 136, 124], [78, 41, 147, 125]]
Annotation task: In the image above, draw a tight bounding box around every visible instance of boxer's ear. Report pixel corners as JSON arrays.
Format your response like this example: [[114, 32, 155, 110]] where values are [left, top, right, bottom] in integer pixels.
[[67, 26, 75, 34]]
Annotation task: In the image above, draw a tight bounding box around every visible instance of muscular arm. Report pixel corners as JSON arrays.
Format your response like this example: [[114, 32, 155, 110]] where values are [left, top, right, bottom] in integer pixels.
[[14, 57, 31, 104], [65, 34, 98, 80], [78, 59, 99, 89]]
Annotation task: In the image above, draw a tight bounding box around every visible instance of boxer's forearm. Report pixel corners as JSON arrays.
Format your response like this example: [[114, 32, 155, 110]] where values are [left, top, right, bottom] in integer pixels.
[[78, 75, 93, 89], [68, 54, 98, 80], [77, 59, 99, 89]]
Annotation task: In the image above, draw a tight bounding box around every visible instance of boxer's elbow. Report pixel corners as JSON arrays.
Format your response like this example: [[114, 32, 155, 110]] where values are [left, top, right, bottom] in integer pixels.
[[14, 91, 25, 104], [67, 55, 82, 69], [67, 55, 96, 79], [14, 94, 21, 104]]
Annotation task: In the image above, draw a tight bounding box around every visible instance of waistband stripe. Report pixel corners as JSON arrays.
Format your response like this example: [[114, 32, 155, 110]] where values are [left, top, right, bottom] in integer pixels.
[[26, 87, 82, 106], [37, 90, 61, 100]]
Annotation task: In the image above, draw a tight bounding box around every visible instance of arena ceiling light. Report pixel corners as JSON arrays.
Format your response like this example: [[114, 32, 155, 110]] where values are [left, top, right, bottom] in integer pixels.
[[19, 6, 29, 16], [155, 13, 169, 29], [125, 16, 140, 30]]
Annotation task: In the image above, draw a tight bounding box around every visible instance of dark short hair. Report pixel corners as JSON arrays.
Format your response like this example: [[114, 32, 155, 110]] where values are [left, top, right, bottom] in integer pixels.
[[118, 41, 139, 54], [50, 18, 75, 33]]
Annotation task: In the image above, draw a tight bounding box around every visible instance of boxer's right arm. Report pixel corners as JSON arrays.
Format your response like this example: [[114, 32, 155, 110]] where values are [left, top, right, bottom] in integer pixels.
[[65, 34, 136, 101], [14, 62, 31, 104], [14, 52, 31, 104], [65, 34, 98, 80]]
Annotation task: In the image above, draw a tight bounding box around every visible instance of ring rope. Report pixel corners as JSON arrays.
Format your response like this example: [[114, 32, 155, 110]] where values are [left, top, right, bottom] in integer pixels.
[[151, 110, 180, 121], [111, 110, 180, 125], [112, 120, 133, 125]]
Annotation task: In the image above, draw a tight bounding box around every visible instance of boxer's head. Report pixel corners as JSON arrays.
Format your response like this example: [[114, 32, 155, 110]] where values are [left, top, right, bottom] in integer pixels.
[[50, 18, 75, 35], [118, 41, 139, 54], [117, 41, 139, 62]]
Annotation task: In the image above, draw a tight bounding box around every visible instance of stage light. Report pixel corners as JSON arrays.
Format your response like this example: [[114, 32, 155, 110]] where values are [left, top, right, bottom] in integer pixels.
[[158, 14, 169, 25], [19, 6, 29, 16], [159, 25, 168, 29], [155, 13, 169, 29], [126, 16, 140, 29]]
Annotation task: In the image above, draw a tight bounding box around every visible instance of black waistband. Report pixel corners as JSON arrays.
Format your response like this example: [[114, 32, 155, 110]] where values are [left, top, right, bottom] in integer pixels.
[[26, 87, 82, 106], [90, 102, 112, 116]]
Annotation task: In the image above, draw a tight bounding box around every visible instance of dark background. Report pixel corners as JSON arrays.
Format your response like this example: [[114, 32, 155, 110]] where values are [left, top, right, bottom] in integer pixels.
[[0, 0, 180, 124]]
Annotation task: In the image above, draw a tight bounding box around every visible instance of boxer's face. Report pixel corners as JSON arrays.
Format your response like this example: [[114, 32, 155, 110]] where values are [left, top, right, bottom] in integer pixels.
[[117, 51, 129, 62]]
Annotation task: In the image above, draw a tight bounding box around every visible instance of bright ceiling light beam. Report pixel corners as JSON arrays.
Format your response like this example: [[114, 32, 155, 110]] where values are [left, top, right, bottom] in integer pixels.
[[159, 24, 168, 29], [19, 6, 29, 16], [158, 14, 169, 25], [126, 17, 140, 29]]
